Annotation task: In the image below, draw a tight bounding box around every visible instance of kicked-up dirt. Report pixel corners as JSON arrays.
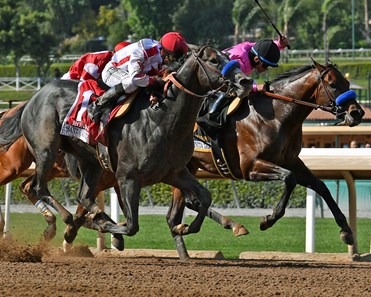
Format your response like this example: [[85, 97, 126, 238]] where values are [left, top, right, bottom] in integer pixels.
[[0, 239, 370, 297]]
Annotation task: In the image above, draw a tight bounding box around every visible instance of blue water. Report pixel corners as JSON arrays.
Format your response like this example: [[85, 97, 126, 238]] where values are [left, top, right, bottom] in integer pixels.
[[323, 180, 371, 210]]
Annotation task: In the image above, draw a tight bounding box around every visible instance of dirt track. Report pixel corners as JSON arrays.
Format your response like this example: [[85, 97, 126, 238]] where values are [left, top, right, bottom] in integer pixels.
[[0, 241, 370, 297]]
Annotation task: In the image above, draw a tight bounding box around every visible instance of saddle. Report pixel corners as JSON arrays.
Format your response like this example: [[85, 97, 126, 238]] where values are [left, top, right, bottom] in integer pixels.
[[193, 96, 243, 179], [95, 90, 138, 171]]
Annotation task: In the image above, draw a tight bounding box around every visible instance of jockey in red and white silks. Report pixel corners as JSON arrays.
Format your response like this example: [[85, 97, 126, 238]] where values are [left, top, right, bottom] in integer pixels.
[[61, 51, 114, 81], [101, 38, 163, 93]]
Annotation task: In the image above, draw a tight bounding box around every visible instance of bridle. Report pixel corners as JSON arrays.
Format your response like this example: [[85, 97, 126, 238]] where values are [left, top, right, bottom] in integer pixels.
[[163, 45, 231, 99]]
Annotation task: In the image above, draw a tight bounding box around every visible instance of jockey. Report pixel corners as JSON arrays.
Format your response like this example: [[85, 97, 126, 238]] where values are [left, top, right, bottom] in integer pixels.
[[197, 35, 289, 145], [88, 32, 188, 123], [61, 51, 114, 81], [60, 41, 131, 81]]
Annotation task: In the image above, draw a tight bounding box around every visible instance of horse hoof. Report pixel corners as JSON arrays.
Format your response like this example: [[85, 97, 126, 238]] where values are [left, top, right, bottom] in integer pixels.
[[112, 234, 125, 251], [340, 230, 354, 245], [172, 224, 189, 235], [64, 225, 78, 244], [259, 215, 273, 231], [63, 240, 73, 253], [43, 225, 57, 241], [232, 224, 249, 236]]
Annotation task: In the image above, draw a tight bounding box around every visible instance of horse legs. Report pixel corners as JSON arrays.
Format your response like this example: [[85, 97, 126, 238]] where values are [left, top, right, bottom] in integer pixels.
[[167, 188, 189, 260], [0, 206, 4, 237], [247, 160, 297, 231], [166, 168, 211, 235], [19, 174, 59, 240], [113, 177, 141, 236], [64, 187, 124, 251], [291, 159, 353, 245]]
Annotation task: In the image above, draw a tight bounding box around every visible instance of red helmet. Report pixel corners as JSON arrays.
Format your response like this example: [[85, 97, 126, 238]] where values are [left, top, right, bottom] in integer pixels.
[[114, 41, 131, 52], [159, 32, 188, 58]]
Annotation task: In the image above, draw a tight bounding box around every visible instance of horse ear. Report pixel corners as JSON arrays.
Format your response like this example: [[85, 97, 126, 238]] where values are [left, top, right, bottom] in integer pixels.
[[311, 58, 325, 71]]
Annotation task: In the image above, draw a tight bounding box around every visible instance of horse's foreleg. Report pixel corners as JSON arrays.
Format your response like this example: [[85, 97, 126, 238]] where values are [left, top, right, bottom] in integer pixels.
[[292, 159, 354, 245], [114, 178, 141, 236], [248, 160, 296, 231]]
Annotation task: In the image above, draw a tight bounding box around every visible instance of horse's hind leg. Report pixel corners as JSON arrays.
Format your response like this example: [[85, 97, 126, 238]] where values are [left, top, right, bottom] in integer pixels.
[[20, 175, 58, 240], [166, 168, 211, 237], [206, 208, 249, 236], [21, 110, 75, 236], [167, 188, 190, 260], [0, 206, 4, 237]]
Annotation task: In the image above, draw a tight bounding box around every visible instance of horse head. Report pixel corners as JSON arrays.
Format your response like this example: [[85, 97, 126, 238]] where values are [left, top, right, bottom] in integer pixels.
[[171, 44, 251, 100], [312, 59, 364, 127]]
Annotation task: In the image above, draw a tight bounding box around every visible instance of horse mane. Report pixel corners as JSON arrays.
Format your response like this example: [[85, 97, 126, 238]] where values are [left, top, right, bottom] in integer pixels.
[[269, 65, 314, 85]]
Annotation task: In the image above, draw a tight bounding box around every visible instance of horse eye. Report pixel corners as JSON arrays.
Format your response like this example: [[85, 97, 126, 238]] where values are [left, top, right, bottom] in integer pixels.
[[209, 58, 218, 64], [329, 83, 337, 89]]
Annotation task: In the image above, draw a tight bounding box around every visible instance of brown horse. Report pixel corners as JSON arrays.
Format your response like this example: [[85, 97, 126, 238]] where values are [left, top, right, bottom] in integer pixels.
[[168, 60, 365, 259]]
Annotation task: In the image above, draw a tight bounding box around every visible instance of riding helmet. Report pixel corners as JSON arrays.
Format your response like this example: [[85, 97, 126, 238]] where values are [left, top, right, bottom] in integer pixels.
[[251, 39, 280, 67], [114, 41, 131, 52], [159, 32, 188, 59]]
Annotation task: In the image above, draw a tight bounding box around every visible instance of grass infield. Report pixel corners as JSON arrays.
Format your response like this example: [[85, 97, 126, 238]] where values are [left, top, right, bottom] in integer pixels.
[[5, 213, 371, 259]]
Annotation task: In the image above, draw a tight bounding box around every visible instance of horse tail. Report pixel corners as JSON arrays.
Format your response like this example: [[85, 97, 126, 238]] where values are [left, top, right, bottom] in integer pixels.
[[0, 102, 27, 150]]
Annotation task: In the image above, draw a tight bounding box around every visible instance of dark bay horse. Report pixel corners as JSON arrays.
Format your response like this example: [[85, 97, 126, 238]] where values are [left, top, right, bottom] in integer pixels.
[[0, 45, 250, 251], [0, 104, 121, 240], [0, 103, 69, 237], [168, 60, 365, 259]]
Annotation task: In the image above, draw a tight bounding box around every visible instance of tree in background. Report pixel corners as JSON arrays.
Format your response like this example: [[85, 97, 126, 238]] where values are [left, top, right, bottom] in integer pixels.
[[172, 0, 234, 48], [122, 0, 178, 40], [0, 0, 26, 76], [96, 4, 131, 49], [1, 0, 371, 78]]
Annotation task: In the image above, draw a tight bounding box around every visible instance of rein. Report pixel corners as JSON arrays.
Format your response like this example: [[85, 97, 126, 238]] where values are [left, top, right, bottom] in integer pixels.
[[164, 72, 221, 98], [163, 46, 228, 99], [261, 91, 334, 112], [263, 66, 338, 114]]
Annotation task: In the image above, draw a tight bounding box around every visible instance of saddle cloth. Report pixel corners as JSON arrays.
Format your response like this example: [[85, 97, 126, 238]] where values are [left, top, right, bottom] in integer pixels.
[[60, 80, 135, 145]]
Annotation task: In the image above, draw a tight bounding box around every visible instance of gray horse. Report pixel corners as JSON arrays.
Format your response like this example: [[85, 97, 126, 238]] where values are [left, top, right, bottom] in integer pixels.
[[0, 45, 250, 255]]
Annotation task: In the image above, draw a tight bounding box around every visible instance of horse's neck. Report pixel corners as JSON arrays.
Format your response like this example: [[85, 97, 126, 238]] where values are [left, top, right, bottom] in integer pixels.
[[166, 76, 205, 122], [270, 73, 318, 122]]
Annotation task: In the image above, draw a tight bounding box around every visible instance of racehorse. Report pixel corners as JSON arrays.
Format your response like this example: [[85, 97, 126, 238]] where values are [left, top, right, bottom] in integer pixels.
[[0, 45, 250, 252], [168, 60, 365, 259], [0, 103, 69, 237]]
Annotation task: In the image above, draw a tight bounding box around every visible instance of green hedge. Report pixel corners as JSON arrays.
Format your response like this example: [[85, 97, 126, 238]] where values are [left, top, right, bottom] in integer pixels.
[[0, 177, 307, 209], [1, 60, 371, 80]]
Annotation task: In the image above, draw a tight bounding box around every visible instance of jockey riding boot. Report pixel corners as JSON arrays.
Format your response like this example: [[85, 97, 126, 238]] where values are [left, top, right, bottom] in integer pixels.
[[208, 91, 228, 115], [88, 84, 125, 123]]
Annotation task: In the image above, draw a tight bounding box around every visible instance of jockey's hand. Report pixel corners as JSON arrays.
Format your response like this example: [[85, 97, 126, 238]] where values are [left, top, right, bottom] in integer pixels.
[[149, 91, 162, 106], [149, 76, 165, 88], [279, 35, 289, 48], [157, 67, 171, 79]]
